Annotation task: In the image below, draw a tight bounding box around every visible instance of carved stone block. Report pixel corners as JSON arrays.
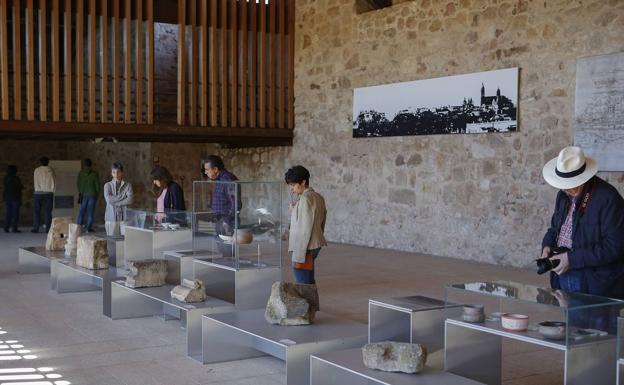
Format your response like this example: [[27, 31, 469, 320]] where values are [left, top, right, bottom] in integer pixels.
[[125, 259, 168, 288], [362, 342, 427, 374], [45, 216, 72, 251], [171, 279, 207, 303], [76, 236, 109, 269], [264, 282, 319, 326]]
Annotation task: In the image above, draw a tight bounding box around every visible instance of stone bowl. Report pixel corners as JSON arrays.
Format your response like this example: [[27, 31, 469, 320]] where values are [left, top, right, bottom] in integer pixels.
[[463, 304, 484, 315], [501, 313, 529, 331], [538, 321, 567, 340], [462, 304, 485, 323]]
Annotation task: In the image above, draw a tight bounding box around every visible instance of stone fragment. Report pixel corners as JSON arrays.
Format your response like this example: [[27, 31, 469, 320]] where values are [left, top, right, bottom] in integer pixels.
[[64, 223, 82, 257], [125, 259, 168, 288], [264, 282, 319, 326], [170, 279, 207, 303], [76, 236, 109, 269], [362, 342, 427, 374], [45, 216, 72, 251]]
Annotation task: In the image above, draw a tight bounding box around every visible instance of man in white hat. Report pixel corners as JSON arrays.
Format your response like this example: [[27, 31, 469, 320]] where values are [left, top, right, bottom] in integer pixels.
[[541, 146, 624, 298]]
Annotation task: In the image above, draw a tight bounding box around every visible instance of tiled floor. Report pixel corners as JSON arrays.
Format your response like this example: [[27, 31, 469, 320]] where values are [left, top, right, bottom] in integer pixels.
[[0, 229, 563, 384]]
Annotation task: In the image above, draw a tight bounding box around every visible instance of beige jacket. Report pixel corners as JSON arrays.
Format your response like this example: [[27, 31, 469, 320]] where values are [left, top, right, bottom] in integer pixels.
[[33, 166, 55, 193], [288, 187, 327, 263]]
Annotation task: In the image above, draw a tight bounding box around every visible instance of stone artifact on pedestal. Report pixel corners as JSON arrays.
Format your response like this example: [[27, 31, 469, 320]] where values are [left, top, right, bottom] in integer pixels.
[[125, 259, 168, 288], [264, 281, 319, 326], [170, 279, 207, 303], [64, 223, 82, 257], [45, 216, 73, 251], [362, 341, 427, 374], [76, 236, 109, 269]]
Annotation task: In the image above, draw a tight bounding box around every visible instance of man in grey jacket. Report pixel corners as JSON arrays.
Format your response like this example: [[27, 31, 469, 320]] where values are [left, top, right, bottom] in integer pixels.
[[31, 156, 55, 233], [103, 162, 133, 236], [285, 166, 327, 284]]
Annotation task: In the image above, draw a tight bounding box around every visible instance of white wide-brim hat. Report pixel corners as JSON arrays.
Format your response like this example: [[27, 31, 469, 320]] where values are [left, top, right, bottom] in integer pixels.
[[542, 146, 598, 190]]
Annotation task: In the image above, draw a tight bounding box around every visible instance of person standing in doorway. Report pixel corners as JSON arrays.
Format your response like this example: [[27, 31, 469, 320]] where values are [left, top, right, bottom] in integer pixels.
[[103, 162, 133, 236], [31, 156, 55, 233], [285, 165, 327, 285], [76, 158, 100, 233], [4, 165, 23, 233]]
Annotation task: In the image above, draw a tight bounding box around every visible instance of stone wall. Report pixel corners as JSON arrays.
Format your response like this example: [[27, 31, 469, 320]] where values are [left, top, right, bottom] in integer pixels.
[[285, 0, 624, 267]]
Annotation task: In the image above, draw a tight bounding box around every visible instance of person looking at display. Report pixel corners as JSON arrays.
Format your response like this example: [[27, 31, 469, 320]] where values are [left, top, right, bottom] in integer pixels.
[[285, 165, 327, 285], [203, 155, 239, 235], [541, 146, 624, 298], [103, 162, 133, 236], [76, 158, 100, 233], [31, 156, 55, 233], [150, 165, 186, 224]]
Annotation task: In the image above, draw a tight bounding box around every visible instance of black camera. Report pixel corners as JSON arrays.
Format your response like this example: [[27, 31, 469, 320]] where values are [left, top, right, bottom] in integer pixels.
[[536, 246, 570, 275]]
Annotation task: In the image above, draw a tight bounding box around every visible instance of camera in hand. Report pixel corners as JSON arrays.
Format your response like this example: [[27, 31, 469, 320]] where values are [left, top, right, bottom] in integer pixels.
[[536, 246, 570, 275]]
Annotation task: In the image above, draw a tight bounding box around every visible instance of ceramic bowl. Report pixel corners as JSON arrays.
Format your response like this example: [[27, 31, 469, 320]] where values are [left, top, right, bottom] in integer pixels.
[[463, 304, 485, 315], [501, 313, 529, 331], [538, 321, 567, 340]]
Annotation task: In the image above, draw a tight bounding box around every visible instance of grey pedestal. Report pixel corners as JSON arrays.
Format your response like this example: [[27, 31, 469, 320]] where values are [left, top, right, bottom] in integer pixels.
[[163, 250, 196, 285], [51, 260, 127, 317], [369, 296, 462, 369], [310, 348, 484, 385], [110, 281, 232, 360], [445, 318, 617, 385], [18, 246, 67, 274], [193, 258, 281, 309], [201, 309, 368, 385], [123, 226, 192, 265]]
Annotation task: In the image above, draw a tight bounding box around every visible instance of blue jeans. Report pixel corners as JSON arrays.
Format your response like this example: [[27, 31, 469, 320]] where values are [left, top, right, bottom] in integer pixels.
[[4, 200, 20, 231], [77, 195, 96, 231], [293, 248, 321, 284], [32, 193, 53, 231], [558, 271, 583, 293]]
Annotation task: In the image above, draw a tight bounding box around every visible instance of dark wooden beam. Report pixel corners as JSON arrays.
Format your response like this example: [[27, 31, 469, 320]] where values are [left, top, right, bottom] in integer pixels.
[[0, 120, 294, 143]]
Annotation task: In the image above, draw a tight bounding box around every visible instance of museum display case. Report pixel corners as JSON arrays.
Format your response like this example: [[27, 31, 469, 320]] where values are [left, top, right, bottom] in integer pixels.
[[125, 208, 191, 230], [123, 208, 193, 264], [190, 180, 284, 308], [444, 281, 624, 384], [190, 180, 283, 269]]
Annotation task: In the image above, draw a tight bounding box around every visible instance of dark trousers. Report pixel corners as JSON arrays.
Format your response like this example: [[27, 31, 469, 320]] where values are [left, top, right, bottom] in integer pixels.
[[293, 248, 321, 284], [32, 193, 53, 231], [4, 200, 20, 231], [77, 195, 96, 231]]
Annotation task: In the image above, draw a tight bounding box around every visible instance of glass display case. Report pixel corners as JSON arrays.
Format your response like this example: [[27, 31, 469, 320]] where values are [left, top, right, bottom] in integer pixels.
[[190, 180, 284, 309], [191, 180, 283, 269], [444, 281, 624, 384], [123, 208, 193, 265], [125, 208, 191, 230]]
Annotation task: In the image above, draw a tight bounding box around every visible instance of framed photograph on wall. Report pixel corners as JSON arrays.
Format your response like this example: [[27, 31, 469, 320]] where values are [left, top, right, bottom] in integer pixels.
[[353, 67, 519, 138]]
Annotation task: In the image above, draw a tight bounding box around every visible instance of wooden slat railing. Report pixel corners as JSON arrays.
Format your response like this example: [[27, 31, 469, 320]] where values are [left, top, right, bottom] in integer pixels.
[[0, 0, 295, 140]]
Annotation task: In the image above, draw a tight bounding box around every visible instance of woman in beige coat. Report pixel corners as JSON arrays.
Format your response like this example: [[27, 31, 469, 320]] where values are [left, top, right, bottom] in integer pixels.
[[285, 166, 327, 284]]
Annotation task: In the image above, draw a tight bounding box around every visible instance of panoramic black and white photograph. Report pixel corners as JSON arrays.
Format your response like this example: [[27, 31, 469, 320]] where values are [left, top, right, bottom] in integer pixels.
[[353, 67, 519, 138]]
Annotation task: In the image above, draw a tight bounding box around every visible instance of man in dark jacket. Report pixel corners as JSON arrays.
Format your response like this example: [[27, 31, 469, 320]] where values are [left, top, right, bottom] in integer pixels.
[[4, 165, 23, 233], [542, 146, 624, 298]]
